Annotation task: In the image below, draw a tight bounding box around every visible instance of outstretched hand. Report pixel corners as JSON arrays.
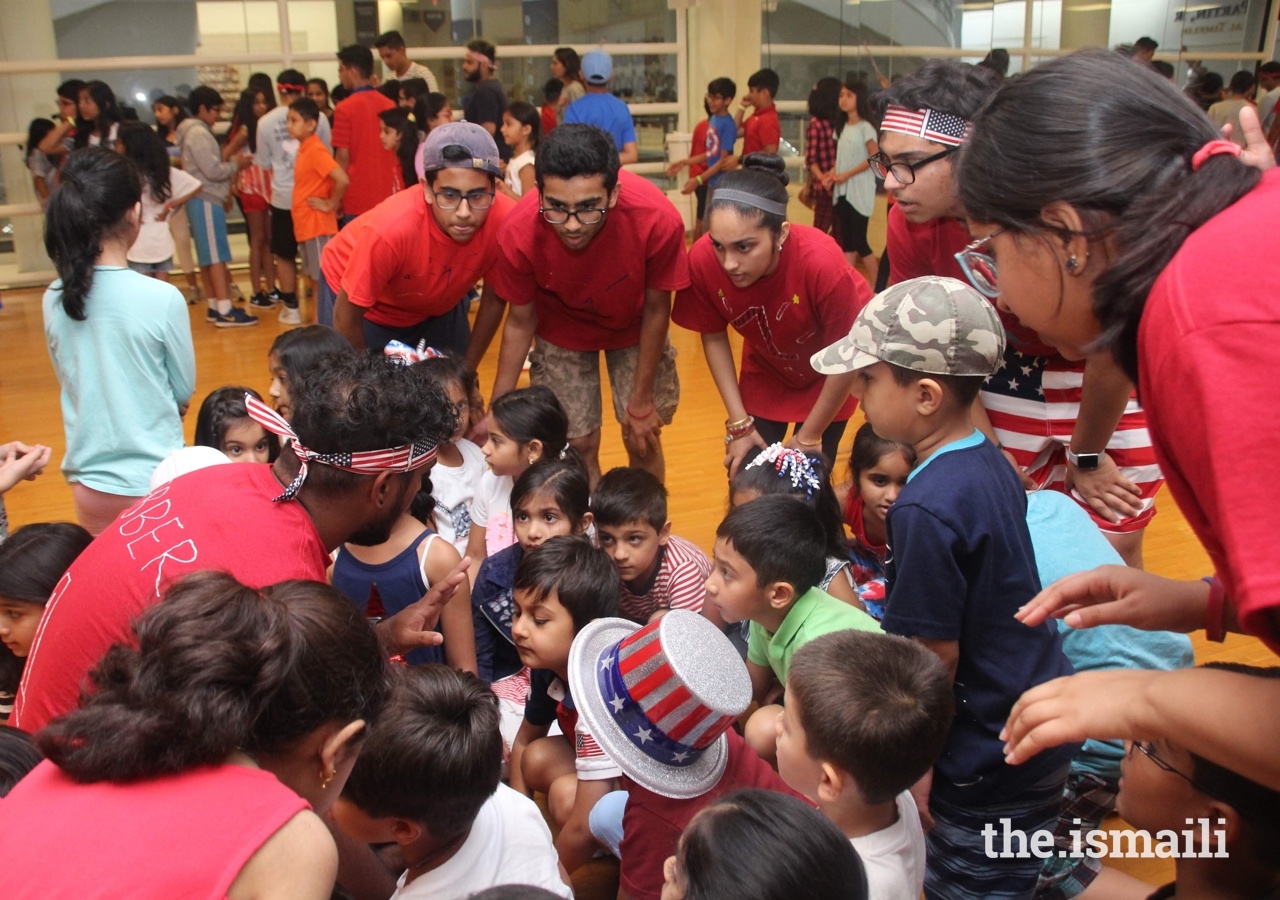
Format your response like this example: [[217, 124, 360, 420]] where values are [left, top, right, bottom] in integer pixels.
[[1222, 105, 1276, 172], [0, 441, 52, 494], [1015, 564, 1209, 633], [376, 556, 471, 653]]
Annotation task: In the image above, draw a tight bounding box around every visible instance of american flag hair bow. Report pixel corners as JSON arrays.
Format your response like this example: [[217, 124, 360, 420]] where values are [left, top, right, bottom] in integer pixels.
[[383, 340, 445, 366], [744, 443, 823, 499], [880, 105, 972, 147], [245, 393, 438, 502]]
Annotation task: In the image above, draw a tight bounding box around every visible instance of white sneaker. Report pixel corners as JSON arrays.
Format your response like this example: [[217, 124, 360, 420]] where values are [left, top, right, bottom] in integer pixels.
[[278, 305, 302, 326]]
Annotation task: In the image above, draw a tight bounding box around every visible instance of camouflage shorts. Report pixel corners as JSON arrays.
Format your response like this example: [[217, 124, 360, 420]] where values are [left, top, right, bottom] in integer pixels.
[[528, 338, 680, 440]]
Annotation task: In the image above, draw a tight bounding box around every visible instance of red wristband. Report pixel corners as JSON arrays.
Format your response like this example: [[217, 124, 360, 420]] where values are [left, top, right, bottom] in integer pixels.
[[1203, 576, 1228, 643], [627, 402, 655, 420]]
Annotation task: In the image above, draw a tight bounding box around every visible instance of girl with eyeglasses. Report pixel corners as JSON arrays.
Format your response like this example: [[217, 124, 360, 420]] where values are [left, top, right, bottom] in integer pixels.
[[672, 153, 874, 475]]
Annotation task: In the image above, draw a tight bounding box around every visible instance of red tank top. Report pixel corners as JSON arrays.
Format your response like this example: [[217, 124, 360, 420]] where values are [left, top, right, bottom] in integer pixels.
[[0, 760, 309, 899]]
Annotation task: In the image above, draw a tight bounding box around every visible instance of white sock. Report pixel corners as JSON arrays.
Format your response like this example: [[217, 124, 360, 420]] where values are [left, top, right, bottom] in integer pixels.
[[207, 297, 217, 311], [217, 299, 232, 315]]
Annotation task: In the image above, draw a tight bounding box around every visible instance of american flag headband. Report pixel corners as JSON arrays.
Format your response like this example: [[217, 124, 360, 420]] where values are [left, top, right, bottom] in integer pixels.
[[744, 443, 823, 499], [245, 394, 437, 503], [879, 105, 973, 147]]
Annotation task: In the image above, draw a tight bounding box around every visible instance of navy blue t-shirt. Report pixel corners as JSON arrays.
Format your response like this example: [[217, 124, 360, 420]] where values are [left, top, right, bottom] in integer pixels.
[[882, 430, 1077, 801]]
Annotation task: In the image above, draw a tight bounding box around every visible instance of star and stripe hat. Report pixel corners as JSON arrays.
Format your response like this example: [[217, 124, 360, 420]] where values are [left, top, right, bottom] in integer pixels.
[[569, 611, 752, 799]]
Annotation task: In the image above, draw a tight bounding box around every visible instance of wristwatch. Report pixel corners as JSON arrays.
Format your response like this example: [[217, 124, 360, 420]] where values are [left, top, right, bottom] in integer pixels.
[[1065, 449, 1103, 471]]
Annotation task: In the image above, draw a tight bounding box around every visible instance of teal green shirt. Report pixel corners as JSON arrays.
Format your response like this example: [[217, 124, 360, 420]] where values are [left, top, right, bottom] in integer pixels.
[[44, 268, 196, 495], [747, 587, 882, 683]]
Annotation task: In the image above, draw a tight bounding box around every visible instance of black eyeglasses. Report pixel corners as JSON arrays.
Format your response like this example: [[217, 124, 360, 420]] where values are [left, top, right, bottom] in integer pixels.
[[539, 206, 608, 226], [1129, 741, 1201, 789], [868, 146, 957, 185], [429, 188, 495, 210], [954, 229, 1002, 299]]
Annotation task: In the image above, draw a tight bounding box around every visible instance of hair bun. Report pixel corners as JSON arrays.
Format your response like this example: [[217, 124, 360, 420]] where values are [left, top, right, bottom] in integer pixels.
[[741, 152, 789, 188]]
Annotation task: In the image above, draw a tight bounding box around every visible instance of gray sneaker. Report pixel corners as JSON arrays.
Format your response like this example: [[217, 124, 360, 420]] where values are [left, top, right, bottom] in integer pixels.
[[215, 307, 259, 328], [278, 305, 302, 326]]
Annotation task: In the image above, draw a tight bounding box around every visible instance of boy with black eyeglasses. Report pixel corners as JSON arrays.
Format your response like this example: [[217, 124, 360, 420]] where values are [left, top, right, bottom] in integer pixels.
[[489, 123, 690, 486], [321, 121, 515, 364]]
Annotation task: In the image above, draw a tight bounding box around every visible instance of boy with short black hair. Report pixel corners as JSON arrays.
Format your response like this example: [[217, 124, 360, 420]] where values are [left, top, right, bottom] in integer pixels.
[[334, 44, 397, 221], [667, 77, 738, 197], [779, 630, 954, 899], [334, 665, 572, 899], [737, 68, 781, 156], [540, 78, 562, 138], [1116, 662, 1280, 900], [177, 85, 256, 327], [591, 466, 711, 625], [287, 97, 346, 327], [707, 493, 880, 761], [812, 274, 1078, 900], [506, 535, 623, 875]]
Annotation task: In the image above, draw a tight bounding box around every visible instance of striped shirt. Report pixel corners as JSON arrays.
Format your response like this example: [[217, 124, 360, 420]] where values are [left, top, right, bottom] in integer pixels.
[[618, 535, 711, 624]]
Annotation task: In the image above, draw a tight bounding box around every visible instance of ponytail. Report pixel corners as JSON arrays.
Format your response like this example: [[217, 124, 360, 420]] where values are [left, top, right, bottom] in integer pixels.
[[958, 50, 1261, 382], [37, 572, 389, 783], [44, 148, 141, 322], [707, 153, 790, 236]]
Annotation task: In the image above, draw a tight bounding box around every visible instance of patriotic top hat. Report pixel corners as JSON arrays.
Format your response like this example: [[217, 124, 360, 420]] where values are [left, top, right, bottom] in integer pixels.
[[569, 611, 752, 799]]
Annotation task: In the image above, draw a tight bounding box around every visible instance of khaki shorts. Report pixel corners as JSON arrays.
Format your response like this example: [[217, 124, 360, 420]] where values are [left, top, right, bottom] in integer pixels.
[[529, 338, 680, 440]]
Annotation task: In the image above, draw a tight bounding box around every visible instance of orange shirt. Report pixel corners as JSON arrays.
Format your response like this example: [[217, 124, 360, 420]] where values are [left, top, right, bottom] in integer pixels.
[[292, 134, 339, 242], [320, 186, 516, 328]]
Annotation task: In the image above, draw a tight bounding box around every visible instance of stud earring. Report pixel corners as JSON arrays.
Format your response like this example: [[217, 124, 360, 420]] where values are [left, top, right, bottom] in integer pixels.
[[1066, 256, 1079, 272]]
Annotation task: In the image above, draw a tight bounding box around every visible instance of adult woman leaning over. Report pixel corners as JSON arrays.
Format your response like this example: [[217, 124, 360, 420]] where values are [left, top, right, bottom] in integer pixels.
[[953, 50, 1280, 790], [43, 148, 195, 533], [672, 153, 872, 473], [0, 572, 389, 899]]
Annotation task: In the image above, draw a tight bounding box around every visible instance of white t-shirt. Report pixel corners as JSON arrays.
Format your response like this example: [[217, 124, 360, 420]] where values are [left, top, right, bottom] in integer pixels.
[[833, 119, 878, 216], [128, 167, 202, 264], [399, 61, 440, 94], [390, 783, 573, 900], [505, 149, 535, 197], [430, 439, 487, 555], [849, 791, 926, 900], [254, 103, 333, 210], [469, 471, 514, 557], [1258, 86, 1280, 131]]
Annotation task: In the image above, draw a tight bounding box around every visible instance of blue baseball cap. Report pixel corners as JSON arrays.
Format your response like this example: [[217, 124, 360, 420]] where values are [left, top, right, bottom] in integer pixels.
[[582, 49, 613, 85]]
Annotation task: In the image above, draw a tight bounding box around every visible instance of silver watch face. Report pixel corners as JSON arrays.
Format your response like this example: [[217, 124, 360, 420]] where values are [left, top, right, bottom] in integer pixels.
[[1071, 452, 1102, 470]]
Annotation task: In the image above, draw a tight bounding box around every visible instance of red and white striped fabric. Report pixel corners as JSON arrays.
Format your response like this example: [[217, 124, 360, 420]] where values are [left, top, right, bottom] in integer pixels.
[[880, 105, 972, 147], [981, 355, 1162, 534], [490, 666, 531, 705], [618, 535, 711, 624]]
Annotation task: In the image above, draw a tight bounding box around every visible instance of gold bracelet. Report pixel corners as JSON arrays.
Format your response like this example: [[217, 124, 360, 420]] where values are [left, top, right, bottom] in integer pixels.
[[794, 434, 821, 448], [725, 415, 753, 429]]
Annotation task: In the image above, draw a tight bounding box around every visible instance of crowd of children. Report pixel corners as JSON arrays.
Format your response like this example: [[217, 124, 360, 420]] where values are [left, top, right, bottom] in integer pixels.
[[8, 45, 1280, 900]]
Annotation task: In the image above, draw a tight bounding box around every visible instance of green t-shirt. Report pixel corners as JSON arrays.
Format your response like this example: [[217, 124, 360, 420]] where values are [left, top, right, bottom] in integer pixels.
[[747, 587, 882, 683]]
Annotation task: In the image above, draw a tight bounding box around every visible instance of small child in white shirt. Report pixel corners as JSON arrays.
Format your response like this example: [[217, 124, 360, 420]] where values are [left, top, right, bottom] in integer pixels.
[[775, 630, 954, 900], [417, 355, 489, 556], [332, 666, 572, 900]]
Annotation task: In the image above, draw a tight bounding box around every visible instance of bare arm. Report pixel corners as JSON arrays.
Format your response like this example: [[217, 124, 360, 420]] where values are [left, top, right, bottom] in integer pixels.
[[914, 637, 960, 683], [229, 810, 339, 900], [332, 289, 368, 351], [492, 299, 538, 398], [425, 538, 478, 675], [618, 142, 640, 166], [518, 165, 536, 196], [747, 658, 777, 705], [464, 281, 506, 371], [1065, 353, 1143, 523], [463, 520, 488, 593], [39, 120, 74, 157], [335, 146, 350, 173], [701, 330, 766, 476], [791, 372, 857, 448], [556, 778, 617, 874], [623, 288, 674, 458], [223, 125, 248, 160]]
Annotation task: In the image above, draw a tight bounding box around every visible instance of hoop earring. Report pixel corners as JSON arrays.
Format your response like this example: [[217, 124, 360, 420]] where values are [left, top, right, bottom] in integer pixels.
[[319, 768, 335, 791]]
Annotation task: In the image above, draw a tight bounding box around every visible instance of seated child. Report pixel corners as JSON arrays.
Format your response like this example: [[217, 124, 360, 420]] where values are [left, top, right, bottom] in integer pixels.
[[507, 535, 622, 874], [193, 386, 280, 463], [0, 523, 94, 722], [730, 445, 863, 608], [833, 423, 915, 619], [779, 630, 954, 899], [566, 608, 807, 900], [267, 325, 353, 421], [334, 665, 573, 900], [662, 789, 868, 900], [592, 466, 713, 626], [416, 354, 488, 556], [1026, 491, 1195, 900], [811, 275, 1078, 900], [707, 493, 880, 763], [1115, 662, 1280, 900], [472, 456, 591, 752]]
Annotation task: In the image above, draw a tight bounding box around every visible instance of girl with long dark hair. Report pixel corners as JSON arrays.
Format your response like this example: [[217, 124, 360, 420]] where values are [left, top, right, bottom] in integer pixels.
[[804, 77, 842, 237], [117, 122, 201, 282], [224, 87, 275, 302], [75, 80, 123, 148]]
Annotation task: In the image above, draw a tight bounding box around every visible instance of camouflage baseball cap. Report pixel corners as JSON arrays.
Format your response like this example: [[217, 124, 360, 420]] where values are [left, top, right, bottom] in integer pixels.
[[811, 276, 1005, 377]]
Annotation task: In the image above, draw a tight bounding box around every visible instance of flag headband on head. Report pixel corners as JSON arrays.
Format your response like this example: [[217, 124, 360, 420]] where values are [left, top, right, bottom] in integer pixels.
[[880, 105, 972, 147], [712, 189, 789, 218], [277, 82, 307, 94], [383, 339, 444, 366], [245, 394, 437, 502], [467, 49, 497, 70]]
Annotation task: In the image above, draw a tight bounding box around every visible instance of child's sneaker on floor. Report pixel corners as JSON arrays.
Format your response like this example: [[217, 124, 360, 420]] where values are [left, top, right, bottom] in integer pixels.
[[215, 308, 259, 328], [249, 292, 277, 309], [205, 307, 223, 325], [278, 305, 302, 326]]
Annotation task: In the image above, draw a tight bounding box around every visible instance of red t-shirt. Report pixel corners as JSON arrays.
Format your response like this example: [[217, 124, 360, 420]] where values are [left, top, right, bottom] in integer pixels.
[[1139, 167, 1280, 652], [618, 729, 808, 900], [13, 464, 329, 733], [673, 225, 868, 422], [487, 169, 690, 351], [541, 103, 557, 138], [885, 204, 1057, 358], [689, 119, 710, 179], [1, 761, 307, 899], [320, 186, 515, 328], [332, 87, 398, 216], [742, 105, 781, 156]]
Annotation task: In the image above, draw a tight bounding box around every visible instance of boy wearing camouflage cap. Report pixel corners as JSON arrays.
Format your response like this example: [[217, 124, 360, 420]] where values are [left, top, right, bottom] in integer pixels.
[[812, 276, 1078, 900]]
